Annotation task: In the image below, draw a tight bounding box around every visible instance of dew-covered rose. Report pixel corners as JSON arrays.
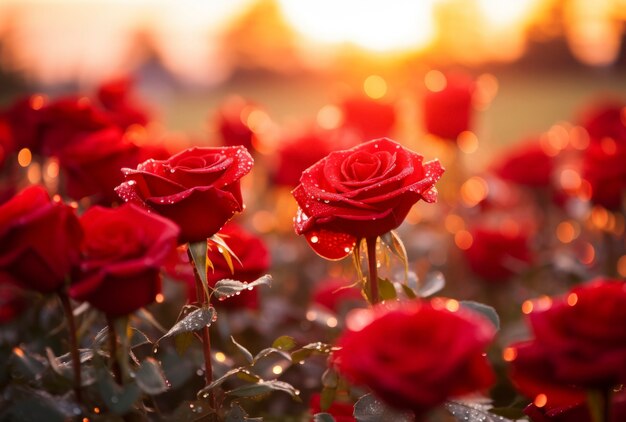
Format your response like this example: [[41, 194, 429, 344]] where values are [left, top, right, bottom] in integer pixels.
[[332, 300, 495, 419], [463, 227, 533, 282], [115, 146, 253, 244], [507, 280, 626, 408], [292, 138, 443, 259], [70, 204, 179, 317], [0, 185, 82, 293]]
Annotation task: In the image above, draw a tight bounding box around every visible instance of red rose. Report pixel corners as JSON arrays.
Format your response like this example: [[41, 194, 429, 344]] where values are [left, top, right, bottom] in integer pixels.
[[292, 138, 443, 259], [493, 140, 555, 188], [507, 280, 626, 408], [96, 77, 149, 129], [578, 100, 626, 142], [312, 277, 365, 314], [524, 390, 626, 422], [56, 127, 141, 203], [70, 204, 179, 317], [582, 139, 626, 210], [215, 96, 259, 152], [115, 146, 253, 244], [0, 117, 14, 169], [309, 393, 355, 422], [463, 227, 533, 282], [207, 222, 270, 310], [340, 95, 396, 140], [332, 300, 495, 418], [422, 72, 475, 141], [0, 185, 82, 293], [0, 279, 27, 323], [0, 95, 47, 153]]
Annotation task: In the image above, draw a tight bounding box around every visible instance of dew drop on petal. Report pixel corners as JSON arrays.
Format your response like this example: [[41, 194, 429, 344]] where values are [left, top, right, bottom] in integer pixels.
[[305, 230, 356, 260]]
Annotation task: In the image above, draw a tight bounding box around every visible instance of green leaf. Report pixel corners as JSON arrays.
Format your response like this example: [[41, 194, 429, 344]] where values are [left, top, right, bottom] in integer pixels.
[[197, 367, 246, 397], [96, 366, 141, 415], [231, 336, 254, 363], [174, 332, 195, 356], [377, 278, 397, 301], [189, 240, 210, 299], [272, 335, 297, 351], [93, 327, 153, 349], [167, 400, 216, 421], [291, 342, 334, 363], [313, 413, 336, 422], [400, 283, 417, 299], [252, 347, 292, 365], [225, 403, 263, 422], [445, 401, 514, 421], [157, 307, 216, 343], [213, 275, 272, 300], [320, 386, 336, 412], [459, 300, 500, 331], [236, 370, 262, 384], [227, 380, 301, 400], [135, 357, 168, 395], [354, 393, 414, 422], [3, 396, 66, 422], [389, 230, 410, 280], [321, 368, 338, 389]]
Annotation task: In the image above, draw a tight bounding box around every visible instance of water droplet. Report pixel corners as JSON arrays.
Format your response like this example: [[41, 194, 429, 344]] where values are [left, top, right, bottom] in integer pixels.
[[111, 396, 119, 404]]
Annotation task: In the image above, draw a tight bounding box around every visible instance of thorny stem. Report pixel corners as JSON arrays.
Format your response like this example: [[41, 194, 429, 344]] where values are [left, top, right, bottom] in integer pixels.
[[366, 237, 380, 305], [59, 292, 82, 404], [106, 315, 122, 385], [186, 246, 214, 391]]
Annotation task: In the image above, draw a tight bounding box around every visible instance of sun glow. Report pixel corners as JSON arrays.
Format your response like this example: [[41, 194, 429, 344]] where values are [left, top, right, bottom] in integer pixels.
[[276, 0, 438, 53]]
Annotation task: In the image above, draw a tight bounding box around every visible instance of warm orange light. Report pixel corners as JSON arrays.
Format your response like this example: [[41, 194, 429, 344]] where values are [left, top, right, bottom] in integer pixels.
[[445, 299, 460, 312], [444, 214, 465, 234], [27, 163, 42, 184], [567, 293, 578, 306], [461, 176, 489, 207], [363, 75, 387, 99], [251, 210, 277, 233], [522, 300, 534, 314], [455, 230, 473, 250], [560, 168, 581, 191], [617, 256, 626, 277], [569, 126, 590, 150], [29, 94, 46, 110], [155, 293, 165, 303], [502, 347, 517, 362], [17, 148, 32, 167], [317, 105, 343, 129], [424, 70, 446, 92], [591, 206, 609, 229], [534, 393, 548, 408], [581, 242, 595, 265], [457, 131, 479, 154], [556, 221, 578, 243], [215, 352, 226, 362]]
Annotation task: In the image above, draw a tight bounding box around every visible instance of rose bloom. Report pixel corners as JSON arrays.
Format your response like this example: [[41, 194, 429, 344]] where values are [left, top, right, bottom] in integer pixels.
[[524, 390, 626, 422], [0, 185, 82, 293], [0, 95, 47, 153], [215, 96, 260, 152], [493, 139, 555, 188], [339, 95, 396, 140], [578, 100, 626, 142], [463, 226, 533, 282], [206, 222, 270, 310], [116, 146, 253, 244], [507, 279, 626, 408], [293, 138, 443, 259], [96, 77, 149, 129], [70, 204, 179, 317], [309, 393, 355, 422], [582, 138, 626, 210], [422, 72, 475, 141], [332, 300, 495, 419]]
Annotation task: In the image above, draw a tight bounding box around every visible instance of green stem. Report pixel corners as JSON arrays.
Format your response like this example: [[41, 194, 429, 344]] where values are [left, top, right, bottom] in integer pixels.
[[106, 315, 122, 385], [58, 292, 82, 403], [186, 247, 214, 388], [366, 237, 379, 305]]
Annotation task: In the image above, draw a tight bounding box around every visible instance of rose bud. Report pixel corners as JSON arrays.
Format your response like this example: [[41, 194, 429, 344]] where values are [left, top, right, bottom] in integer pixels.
[[115, 146, 253, 244], [70, 204, 179, 317], [0, 185, 82, 293], [332, 300, 495, 419], [292, 138, 443, 259], [507, 279, 626, 409]]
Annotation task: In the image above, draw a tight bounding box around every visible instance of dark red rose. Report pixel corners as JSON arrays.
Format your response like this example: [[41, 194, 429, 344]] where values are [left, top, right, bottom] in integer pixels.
[[582, 139, 626, 210], [274, 128, 352, 188], [309, 393, 355, 422], [0, 185, 82, 293], [332, 300, 495, 418], [340, 95, 396, 140], [312, 277, 365, 314], [96, 77, 149, 129], [507, 280, 626, 408], [70, 204, 179, 317], [56, 127, 141, 203], [115, 146, 253, 244], [463, 227, 533, 282], [493, 140, 555, 188], [292, 138, 443, 259], [524, 390, 626, 422], [39, 97, 113, 156], [0, 279, 27, 323], [422, 72, 475, 141], [0, 95, 47, 152], [215, 96, 260, 151], [0, 117, 14, 168], [578, 100, 626, 142], [207, 222, 270, 310]]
